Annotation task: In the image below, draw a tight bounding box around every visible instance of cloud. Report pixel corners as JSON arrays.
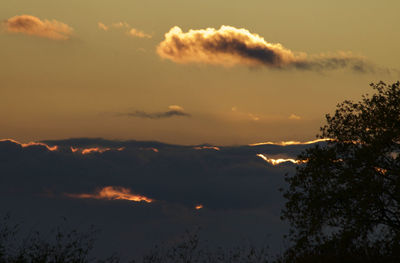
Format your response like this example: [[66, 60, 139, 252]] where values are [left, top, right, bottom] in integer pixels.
[[157, 25, 377, 72], [193, 146, 220, 151], [127, 28, 152, 38], [66, 186, 154, 203], [0, 138, 58, 151], [288, 114, 301, 120], [98, 21, 151, 38], [231, 106, 261, 121], [0, 137, 320, 210], [249, 138, 330, 146], [97, 22, 109, 31], [111, 22, 130, 29], [119, 105, 191, 119], [256, 154, 306, 165], [3, 15, 73, 40], [1, 137, 328, 257], [70, 146, 125, 155]]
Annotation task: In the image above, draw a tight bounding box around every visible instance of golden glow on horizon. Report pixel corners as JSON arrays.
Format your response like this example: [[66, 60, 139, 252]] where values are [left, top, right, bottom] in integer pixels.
[[193, 146, 220, 151], [81, 147, 111, 155], [249, 138, 331, 147], [256, 154, 306, 165], [140, 147, 159, 153], [70, 146, 125, 154], [66, 186, 154, 203], [0, 139, 58, 151]]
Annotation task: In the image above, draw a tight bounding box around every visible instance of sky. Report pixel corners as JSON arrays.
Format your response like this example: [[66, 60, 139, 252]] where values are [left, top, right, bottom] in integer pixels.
[[1, 0, 400, 145], [1, 1, 400, 259]]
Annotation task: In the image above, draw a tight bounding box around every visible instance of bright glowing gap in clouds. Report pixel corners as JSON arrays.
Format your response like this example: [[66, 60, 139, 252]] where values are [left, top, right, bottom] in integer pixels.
[[66, 186, 154, 203], [256, 154, 306, 165], [0, 139, 58, 151], [195, 204, 204, 210], [249, 138, 331, 146], [193, 146, 220, 151], [70, 147, 125, 155]]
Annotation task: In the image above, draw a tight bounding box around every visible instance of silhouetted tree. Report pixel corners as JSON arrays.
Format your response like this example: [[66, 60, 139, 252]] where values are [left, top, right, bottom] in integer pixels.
[[0, 215, 120, 263], [140, 228, 272, 263], [281, 81, 400, 262]]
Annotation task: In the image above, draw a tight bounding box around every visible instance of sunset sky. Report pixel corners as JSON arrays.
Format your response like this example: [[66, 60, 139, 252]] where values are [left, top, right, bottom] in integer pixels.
[[1, 0, 400, 145], [2, 1, 400, 260]]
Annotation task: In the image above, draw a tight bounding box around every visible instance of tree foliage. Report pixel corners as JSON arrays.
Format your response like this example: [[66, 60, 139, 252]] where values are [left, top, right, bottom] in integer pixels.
[[282, 81, 400, 261], [0, 215, 118, 263]]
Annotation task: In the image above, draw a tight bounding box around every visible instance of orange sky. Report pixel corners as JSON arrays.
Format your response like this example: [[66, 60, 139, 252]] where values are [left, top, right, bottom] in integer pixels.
[[1, 0, 399, 145]]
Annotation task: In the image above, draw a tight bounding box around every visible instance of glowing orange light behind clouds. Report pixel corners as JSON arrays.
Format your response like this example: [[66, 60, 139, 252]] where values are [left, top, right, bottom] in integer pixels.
[[66, 186, 154, 203], [0, 139, 58, 151], [140, 147, 159, 153], [81, 147, 111, 155], [193, 146, 220, 151], [70, 147, 125, 154], [256, 154, 307, 165], [195, 204, 203, 210], [249, 138, 330, 147]]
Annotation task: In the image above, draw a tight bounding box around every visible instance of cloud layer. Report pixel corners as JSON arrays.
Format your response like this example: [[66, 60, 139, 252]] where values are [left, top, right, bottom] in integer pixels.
[[3, 15, 73, 40], [0, 138, 328, 258], [157, 26, 374, 72], [0, 137, 318, 209], [119, 105, 191, 119]]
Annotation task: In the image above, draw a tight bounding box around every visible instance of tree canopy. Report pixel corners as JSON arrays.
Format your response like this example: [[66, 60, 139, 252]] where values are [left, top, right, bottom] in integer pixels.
[[282, 81, 400, 262]]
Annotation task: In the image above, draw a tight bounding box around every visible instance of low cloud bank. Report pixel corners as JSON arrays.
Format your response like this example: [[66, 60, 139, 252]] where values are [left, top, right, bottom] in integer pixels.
[[0, 137, 323, 209], [0, 137, 326, 258]]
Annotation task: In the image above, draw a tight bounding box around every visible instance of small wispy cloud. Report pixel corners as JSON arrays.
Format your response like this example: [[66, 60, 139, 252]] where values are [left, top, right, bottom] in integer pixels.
[[3, 15, 73, 40], [157, 25, 382, 73], [98, 21, 151, 38], [231, 106, 261, 121], [118, 105, 191, 119], [127, 28, 151, 38], [288, 114, 301, 120], [97, 22, 109, 31]]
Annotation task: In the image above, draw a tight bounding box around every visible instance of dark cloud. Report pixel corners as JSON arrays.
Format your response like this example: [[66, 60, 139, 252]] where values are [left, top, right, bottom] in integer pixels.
[[0, 138, 326, 259], [118, 105, 191, 119], [157, 26, 383, 73], [0, 138, 323, 209]]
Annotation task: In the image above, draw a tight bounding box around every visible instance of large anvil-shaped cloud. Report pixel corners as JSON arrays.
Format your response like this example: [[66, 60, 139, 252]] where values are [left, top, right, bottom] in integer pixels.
[[157, 26, 374, 72], [3, 15, 73, 40]]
